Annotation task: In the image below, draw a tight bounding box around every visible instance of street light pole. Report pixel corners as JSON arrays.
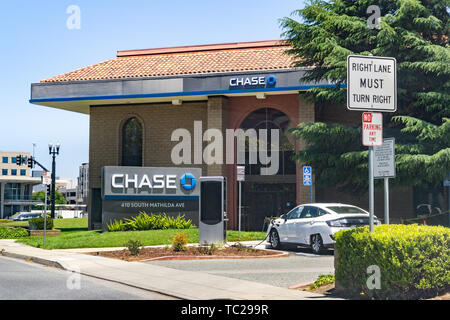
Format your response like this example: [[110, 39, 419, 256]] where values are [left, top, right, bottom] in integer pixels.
[[49, 142, 60, 219]]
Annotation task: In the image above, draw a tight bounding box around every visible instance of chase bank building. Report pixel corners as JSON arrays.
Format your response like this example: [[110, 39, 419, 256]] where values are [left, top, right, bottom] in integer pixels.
[[30, 40, 413, 230]]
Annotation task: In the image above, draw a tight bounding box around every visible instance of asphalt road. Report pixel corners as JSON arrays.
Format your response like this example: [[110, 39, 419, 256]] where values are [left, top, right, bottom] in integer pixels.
[[0, 256, 176, 300], [147, 246, 335, 289]]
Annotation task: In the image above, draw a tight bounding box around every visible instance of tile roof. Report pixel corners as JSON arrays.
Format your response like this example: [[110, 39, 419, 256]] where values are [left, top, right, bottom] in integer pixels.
[[41, 40, 295, 82]]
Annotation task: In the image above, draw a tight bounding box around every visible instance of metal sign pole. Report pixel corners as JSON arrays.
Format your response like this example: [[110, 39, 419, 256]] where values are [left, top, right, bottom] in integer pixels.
[[238, 180, 242, 238], [384, 177, 389, 224], [43, 187, 47, 247], [369, 146, 375, 232], [310, 183, 313, 203]]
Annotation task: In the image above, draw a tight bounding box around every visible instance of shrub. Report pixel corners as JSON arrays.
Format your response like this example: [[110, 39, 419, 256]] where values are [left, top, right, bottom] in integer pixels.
[[172, 233, 188, 252], [197, 242, 218, 255], [29, 217, 53, 230], [107, 219, 127, 232], [309, 274, 335, 290], [335, 224, 450, 300], [126, 212, 167, 230], [108, 212, 194, 232], [125, 240, 142, 256], [0, 227, 29, 239], [165, 214, 193, 229]]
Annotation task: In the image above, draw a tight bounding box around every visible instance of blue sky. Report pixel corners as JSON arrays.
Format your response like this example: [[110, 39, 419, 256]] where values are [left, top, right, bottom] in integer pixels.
[[0, 0, 305, 178]]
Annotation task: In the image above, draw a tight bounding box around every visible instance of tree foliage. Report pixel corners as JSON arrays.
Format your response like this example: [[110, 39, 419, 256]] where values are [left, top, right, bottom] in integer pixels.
[[32, 190, 66, 205], [281, 0, 449, 191]]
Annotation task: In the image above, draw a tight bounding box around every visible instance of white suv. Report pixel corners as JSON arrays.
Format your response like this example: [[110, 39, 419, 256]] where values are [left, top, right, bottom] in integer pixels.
[[267, 203, 381, 254]]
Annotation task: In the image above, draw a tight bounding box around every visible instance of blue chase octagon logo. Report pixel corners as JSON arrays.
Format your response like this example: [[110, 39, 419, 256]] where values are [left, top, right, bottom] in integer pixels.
[[180, 173, 196, 191], [266, 75, 277, 86]]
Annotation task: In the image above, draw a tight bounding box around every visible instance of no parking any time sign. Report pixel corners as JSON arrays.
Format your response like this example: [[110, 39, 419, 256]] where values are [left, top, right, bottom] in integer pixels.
[[362, 112, 383, 146]]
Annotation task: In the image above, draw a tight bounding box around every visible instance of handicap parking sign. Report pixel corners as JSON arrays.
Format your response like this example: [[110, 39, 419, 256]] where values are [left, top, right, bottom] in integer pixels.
[[303, 166, 312, 186]]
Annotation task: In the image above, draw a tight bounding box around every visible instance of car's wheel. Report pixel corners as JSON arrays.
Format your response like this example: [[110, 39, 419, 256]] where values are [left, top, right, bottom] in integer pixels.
[[270, 229, 282, 249], [310, 234, 324, 254]]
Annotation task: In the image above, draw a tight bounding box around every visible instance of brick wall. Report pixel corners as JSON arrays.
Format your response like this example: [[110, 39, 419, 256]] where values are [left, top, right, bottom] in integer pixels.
[[88, 102, 208, 228]]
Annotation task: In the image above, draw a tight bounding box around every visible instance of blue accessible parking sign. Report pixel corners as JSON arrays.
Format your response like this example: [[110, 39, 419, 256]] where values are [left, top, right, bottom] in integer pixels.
[[303, 166, 312, 186]]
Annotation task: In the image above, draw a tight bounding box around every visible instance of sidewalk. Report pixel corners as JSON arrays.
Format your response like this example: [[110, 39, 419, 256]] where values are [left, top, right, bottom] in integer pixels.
[[0, 239, 339, 300]]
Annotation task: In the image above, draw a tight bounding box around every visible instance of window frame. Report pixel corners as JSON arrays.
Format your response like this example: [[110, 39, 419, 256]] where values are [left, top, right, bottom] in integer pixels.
[[300, 206, 319, 219], [121, 117, 143, 167]]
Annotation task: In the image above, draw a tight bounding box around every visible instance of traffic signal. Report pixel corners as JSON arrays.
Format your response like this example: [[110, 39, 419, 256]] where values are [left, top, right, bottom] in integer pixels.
[[27, 156, 33, 168], [46, 184, 51, 194], [15, 155, 21, 166]]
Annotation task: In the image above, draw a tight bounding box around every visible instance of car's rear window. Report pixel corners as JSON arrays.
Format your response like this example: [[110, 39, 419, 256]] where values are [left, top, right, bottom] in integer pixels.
[[326, 206, 367, 214]]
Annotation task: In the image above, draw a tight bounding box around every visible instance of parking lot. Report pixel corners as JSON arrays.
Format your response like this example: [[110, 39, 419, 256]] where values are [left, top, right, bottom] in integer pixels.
[[147, 245, 335, 289]]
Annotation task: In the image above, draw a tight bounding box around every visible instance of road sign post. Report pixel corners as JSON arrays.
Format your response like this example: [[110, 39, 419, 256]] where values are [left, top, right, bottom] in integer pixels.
[[362, 112, 383, 232], [348, 54, 397, 232], [303, 166, 313, 203], [237, 166, 245, 238], [374, 138, 396, 225], [368, 147, 375, 232], [41, 171, 51, 247], [445, 173, 450, 227]]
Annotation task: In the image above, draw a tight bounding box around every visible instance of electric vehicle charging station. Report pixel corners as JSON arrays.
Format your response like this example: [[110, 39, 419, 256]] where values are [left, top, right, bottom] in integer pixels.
[[199, 176, 227, 244]]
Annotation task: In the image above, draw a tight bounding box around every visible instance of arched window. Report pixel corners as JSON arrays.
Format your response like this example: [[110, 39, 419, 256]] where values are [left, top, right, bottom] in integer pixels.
[[240, 108, 295, 175], [121, 117, 143, 166]]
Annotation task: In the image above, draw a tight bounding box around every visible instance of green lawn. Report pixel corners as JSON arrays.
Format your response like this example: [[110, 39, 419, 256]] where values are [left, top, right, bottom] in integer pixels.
[[12, 218, 266, 249], [1, 217, 88, 232]]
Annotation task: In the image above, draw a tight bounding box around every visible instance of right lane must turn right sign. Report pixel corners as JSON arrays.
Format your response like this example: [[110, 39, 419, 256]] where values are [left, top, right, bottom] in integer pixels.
[[347, 55, 397, 112]]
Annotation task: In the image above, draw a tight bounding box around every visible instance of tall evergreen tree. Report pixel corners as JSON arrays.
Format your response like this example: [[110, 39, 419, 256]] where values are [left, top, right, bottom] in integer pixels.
[[281, 0, 449, 192]]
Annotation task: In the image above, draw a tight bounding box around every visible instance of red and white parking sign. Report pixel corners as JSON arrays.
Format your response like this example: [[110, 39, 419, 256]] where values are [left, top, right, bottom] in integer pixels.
[[41, 171, 52, 185], [362, 112, 383, 146]]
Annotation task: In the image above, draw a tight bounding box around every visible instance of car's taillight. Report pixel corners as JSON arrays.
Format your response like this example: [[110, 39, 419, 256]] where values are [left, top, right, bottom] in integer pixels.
[[326, 219, 346, 227]]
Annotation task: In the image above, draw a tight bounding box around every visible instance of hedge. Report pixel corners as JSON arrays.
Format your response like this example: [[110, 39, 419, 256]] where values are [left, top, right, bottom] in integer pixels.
[[0, 227, 29, 239], [335, 224, 450, 299], [29, 217, 54, 230]]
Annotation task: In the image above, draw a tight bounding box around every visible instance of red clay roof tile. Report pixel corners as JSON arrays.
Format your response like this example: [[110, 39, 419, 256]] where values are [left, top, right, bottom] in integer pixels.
[[41, 40, 295, 82]]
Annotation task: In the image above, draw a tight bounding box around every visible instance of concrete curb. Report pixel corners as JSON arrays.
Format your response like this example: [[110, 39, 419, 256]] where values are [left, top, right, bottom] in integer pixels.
[[0, 250, 64, 269], [288, 281, 314, 290]]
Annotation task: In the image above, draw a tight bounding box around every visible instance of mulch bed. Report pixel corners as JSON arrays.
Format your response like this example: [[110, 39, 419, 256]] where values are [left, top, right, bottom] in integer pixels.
[[297, 282, 450, 300], [89, 246, 288, 262]]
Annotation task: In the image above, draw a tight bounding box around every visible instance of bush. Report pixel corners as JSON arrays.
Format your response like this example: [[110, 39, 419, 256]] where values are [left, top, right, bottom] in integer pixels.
[[29, 217, 53, 230], [108, 212, 193, 232], [230, 242, 256, 253], [172, 233, 188, 252], [0, 227, 29, 239], [165, 214, 193, 229], [125, 240, 142, 256], [335, 224, 450, 299], [107, 219, 127, 232], [125, 212, 167, 230], [309, 274, 335, 290], [197, 242, 218, 255]]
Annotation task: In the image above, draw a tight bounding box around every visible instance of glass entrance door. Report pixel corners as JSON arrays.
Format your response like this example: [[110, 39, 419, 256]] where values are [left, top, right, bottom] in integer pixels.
[[240, 182, 296, 231]]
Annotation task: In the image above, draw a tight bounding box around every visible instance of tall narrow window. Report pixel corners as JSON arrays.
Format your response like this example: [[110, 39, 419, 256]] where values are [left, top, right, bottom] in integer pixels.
[[121, 117, 143, 166]]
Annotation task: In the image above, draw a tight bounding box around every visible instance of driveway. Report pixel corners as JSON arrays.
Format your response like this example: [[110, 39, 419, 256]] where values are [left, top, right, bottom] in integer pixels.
[[146, 245, 335, 289]]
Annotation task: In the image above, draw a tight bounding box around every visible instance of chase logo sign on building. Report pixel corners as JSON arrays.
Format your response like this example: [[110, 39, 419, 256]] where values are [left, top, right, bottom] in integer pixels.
[[229, 75, 277, 88], [101, 166, 201, 229]]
